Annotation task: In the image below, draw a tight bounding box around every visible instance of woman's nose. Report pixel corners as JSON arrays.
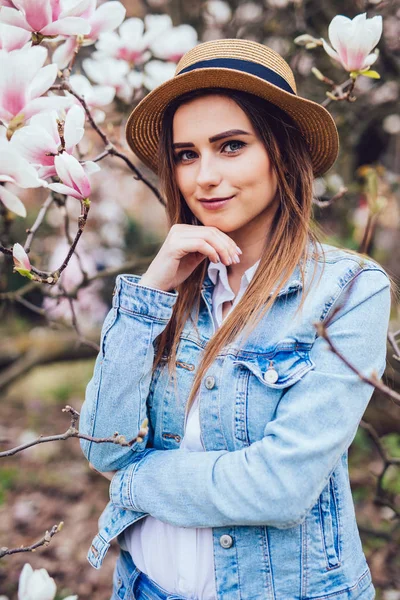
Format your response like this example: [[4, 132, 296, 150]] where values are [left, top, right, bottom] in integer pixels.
[[195, 155, 222, 188]]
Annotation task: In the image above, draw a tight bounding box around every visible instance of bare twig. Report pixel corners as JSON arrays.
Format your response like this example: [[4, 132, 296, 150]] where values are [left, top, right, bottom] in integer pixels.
[[0, 522, 64, 558], [0, 405, 149, 458], [313, 186, 348, 207], [24, 194, 54, 253], [50, 81, 165, 205]]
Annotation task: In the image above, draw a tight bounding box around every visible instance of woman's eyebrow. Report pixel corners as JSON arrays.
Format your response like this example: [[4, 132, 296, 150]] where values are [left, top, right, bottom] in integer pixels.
[[172, 129, 251, 149]]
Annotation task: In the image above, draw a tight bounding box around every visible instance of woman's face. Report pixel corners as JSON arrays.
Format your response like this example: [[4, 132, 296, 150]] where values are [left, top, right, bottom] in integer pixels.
[[172, 94, 279, 242]]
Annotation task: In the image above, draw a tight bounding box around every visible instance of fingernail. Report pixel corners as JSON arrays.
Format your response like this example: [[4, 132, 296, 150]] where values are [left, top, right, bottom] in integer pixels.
[[236, 246, 243, 255]]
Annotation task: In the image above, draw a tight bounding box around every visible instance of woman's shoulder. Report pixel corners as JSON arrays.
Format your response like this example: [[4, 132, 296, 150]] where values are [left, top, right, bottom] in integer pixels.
[[310, 241, 390, 279], [304, 241, 394, 307]]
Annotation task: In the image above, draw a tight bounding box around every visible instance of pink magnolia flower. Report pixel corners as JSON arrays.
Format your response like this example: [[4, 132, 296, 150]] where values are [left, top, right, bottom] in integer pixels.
[[12, 242, 31, 276], [143, 60, 177, 91], [52, 0, 125, 69], [0, 45, 72, 128], [0, 136, 48, 216], [321, 13, 383, 73], [0, 0, 90, 38], [94, 15, 171, 64], [10, 105, 87, 177], [82, 56, 133, 102], [149, 22, 198, 62], [0, 22, 31, 50], [48, 151, 98, 199]]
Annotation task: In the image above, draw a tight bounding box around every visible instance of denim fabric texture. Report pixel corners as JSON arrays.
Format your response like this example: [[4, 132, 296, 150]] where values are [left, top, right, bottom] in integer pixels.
[[79, 241, 390, 600]]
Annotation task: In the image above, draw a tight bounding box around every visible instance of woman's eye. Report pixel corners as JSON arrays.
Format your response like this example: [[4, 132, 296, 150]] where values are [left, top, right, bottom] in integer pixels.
[[175, 150, 197, 162], [223, 140, 246, 153]]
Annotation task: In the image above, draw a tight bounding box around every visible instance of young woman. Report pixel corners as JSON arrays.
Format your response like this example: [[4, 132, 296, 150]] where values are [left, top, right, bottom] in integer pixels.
[[79, 40, 392, 600]]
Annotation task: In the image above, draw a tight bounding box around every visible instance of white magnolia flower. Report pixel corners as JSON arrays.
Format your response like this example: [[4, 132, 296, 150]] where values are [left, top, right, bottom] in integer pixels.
[[204, 1, 232, 25], [18, 563, 57, 600], [82, 56, 135, 102], [149, 23, 197, 61], [143, 60, 176, 91], [321, 12, 382, 73]]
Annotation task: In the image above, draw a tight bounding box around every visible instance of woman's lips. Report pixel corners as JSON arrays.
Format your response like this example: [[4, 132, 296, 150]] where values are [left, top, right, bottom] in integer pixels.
[[199, 196, 234, 210]]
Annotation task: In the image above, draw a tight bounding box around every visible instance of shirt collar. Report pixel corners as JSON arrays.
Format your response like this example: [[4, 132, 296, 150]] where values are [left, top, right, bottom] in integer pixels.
[[207, 258, 261, 288]]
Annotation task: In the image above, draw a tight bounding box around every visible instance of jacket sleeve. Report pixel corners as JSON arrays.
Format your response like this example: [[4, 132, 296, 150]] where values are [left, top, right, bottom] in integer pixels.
[[109, 267, 391, 528], [78, 273, 178, 472]]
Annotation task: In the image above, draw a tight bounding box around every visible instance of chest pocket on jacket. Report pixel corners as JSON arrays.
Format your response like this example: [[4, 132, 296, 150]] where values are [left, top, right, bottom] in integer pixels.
[[232, 346, 315, 445]]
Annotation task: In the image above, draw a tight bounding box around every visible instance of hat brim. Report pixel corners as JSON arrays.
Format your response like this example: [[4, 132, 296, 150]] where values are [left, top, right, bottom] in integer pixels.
[[125, 67, 339, 177]]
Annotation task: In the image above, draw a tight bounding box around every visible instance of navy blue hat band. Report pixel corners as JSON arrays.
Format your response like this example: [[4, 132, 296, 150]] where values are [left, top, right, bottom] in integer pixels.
[[178, 58, 295, 95]]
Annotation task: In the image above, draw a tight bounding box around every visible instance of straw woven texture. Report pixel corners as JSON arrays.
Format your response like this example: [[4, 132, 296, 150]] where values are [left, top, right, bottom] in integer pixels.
[[125, 39, 339, 177]]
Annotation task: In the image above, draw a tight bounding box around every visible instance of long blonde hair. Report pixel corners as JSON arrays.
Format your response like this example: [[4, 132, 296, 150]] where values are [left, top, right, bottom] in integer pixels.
[[154, 87, 323, 419]]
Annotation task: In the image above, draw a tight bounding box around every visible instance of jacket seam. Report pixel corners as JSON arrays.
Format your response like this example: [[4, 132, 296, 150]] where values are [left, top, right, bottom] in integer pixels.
[[318, 265, 389, 325]]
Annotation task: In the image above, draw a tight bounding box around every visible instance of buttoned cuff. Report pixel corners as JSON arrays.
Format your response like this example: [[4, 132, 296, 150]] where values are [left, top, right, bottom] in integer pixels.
[[114, 274, 178, 322], [110, 448, 154, 511]]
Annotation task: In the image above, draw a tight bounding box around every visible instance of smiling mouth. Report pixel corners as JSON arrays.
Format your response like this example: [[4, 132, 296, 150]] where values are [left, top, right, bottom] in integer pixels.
[[199, 196, 234, 202]]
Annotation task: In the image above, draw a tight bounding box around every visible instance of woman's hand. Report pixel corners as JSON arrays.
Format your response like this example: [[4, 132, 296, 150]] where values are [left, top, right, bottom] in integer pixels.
[[139, 224, 242, 292], [89, 462, 116, 481]]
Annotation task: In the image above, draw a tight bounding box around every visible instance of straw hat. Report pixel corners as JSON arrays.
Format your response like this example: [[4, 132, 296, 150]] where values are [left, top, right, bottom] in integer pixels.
[[125, 38, 339, 177]]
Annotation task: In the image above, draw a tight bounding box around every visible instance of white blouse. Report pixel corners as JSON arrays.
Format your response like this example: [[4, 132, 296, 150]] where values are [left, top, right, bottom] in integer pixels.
[[122, 258, 260, 599]]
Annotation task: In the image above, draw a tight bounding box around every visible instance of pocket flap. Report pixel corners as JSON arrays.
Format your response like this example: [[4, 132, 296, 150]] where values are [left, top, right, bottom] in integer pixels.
[[233, 348, 315, 389]]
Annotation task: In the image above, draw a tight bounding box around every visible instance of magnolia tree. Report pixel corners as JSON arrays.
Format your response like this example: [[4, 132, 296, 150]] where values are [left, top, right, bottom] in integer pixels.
[[0, 0, 399, 597]]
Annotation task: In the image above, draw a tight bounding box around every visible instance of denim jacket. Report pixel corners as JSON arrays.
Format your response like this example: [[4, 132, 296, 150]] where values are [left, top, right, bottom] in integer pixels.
[[79, 242, 391, 600]]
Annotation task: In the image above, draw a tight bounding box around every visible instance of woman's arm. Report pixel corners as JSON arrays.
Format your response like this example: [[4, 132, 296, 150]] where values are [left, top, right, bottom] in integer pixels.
[[109, 267, 391, 529], [78, 273, 178, 472]]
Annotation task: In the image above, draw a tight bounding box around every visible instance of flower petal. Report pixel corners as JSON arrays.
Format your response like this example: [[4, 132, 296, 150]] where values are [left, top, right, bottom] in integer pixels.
[[362, 52, 378, 69], [13, 0, 51, 32], [64, 104, 85, 148], [29, 63, 57, 100], [0, 139, 48, 187], [88, 1, 126, 40], [321, 38, 340, 63], [0, 6, 32, 31], [52, 36, 77, 69], [0, 45, 48, 118], [119, 16, 145, 41], [48, 181, 82, 198], [149, 23, 197, 61], [60, 0, 94, 18], [0, 23, 31, 50], [18, 563, 33, 599], [21, 95, 73, 121], [0, 185, 27, 216], [10, 121, 58, 165], [54, 151, 90, 197], [82, 160, 100, 175], [13, 242, 31, 268], [41, 16, 90, 36]]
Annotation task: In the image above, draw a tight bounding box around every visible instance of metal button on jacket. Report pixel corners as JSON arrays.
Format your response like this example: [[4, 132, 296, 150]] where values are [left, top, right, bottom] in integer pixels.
[[219, 534, 233, 549], [263, 368, 279, 384], [204, 375, 215, 389]]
